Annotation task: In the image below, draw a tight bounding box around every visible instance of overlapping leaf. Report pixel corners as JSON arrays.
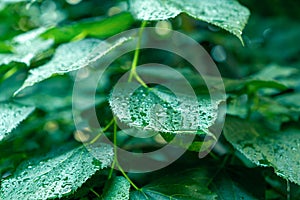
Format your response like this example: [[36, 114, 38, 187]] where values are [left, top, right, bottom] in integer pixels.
[[129, 0, 250, 42], [130, 168, 217, 199], [15, 37, 131, 95], [0, 28, 53, 66], [0, 144, 114, 199], [210, 169, 264, 200], [109, 86, 221, 136], [102, 176, 130, 200], [224, 116, 300, 185], [0, 102, 34, 142], [41, 12, 134, 44]]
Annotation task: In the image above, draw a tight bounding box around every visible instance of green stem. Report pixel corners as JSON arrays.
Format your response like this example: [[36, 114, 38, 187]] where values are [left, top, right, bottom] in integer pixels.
[[89, 118, 114, 144], [113, 118, 118, 159], [108, 158, 116, 180], [108, 119, 118, 179], [109, 118, 141, 191], [209, 152, 219, 160], [116, 162, 140, 191], [287, 179, 290, 200], [128, 21, 148, 88], [90, 188, 100, 198]]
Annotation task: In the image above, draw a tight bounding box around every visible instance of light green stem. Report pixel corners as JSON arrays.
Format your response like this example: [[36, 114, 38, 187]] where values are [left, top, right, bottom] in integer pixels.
[[89, 118, 114, 144], [90, 188, 100, 198], [128, 21, 148, 88], [109, 118, 141, 191]]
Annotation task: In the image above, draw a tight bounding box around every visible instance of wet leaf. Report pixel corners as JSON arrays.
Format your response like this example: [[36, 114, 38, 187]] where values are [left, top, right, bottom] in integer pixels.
[[0, 144, 114, 199], [224, 116, 300, 185], [15, 37, 131, 95], [129, 0, 250, 42], [102, 176, 130, 200], [0, 102, 34, 142], [0, 28, 53, 66], [109, 85, 221, 136]]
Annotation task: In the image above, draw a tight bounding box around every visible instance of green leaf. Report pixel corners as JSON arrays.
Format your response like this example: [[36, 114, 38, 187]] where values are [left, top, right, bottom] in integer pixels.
[[253, 64, 298, 80], [41, 12, 134, 44], [276, 93, 300, 108], [0, 28, 53, 66], [251, 64, 300, 89], [130, 168, 217, 199], [15, 37, 131, 95], [109, 86, 220, 136], [0, 144, 114, 199], [0, 0, 31, 11], [212, 176, 255, 200], [0, 41, 12, 53], [251, 96, 300, 130], [224, 79, 288, 94], [0, 102, 34, 142], [210, 169, 262, 200], [102, 176, 130, 200], [224, 116, 300, 185], [129, 0, 250, 42]]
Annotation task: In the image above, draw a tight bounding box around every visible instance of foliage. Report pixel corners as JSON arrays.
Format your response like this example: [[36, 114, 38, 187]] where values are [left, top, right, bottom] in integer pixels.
[[0, 0, 299, 199]]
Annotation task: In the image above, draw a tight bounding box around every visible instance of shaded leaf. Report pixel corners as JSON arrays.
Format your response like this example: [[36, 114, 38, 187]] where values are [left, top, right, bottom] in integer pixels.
[[102, 176, 130, 200], [130, 168, 217, 199], [276, 93, 300, 108], [15, 37, 131, 95], [210, 168, 263, 200], [0, 28, 53, 66], [211, 175, 256, 200], [41, 12, 134, 44], [137, 65, 288, 94], [109, 85, 220, 136], [253, 64, 298, 81], [263, 169, 300, 200], [224, 116, 300, 185], [129, 0, 250, 42], [224, 79, 287, 94], [0, 102, 34, 142], [251, 64, 300, 90], [14, 76, 106, 111], [0, 144, 114, 199], [251, 96, 300, 130]]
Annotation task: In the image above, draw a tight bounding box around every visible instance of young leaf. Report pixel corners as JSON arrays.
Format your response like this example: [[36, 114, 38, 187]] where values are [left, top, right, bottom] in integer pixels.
[[0, 28, 53, 66], [224, 116, 300, 185], [109, 86, 220, 136], [0, 102, 34, 142], [0, 144, 114, 199], [102, 176, 130, 200], [129, 0, 250, 42], [130, 168, 217, 199], [41, 12, 134, 44], [15, 37, 131, 95]]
